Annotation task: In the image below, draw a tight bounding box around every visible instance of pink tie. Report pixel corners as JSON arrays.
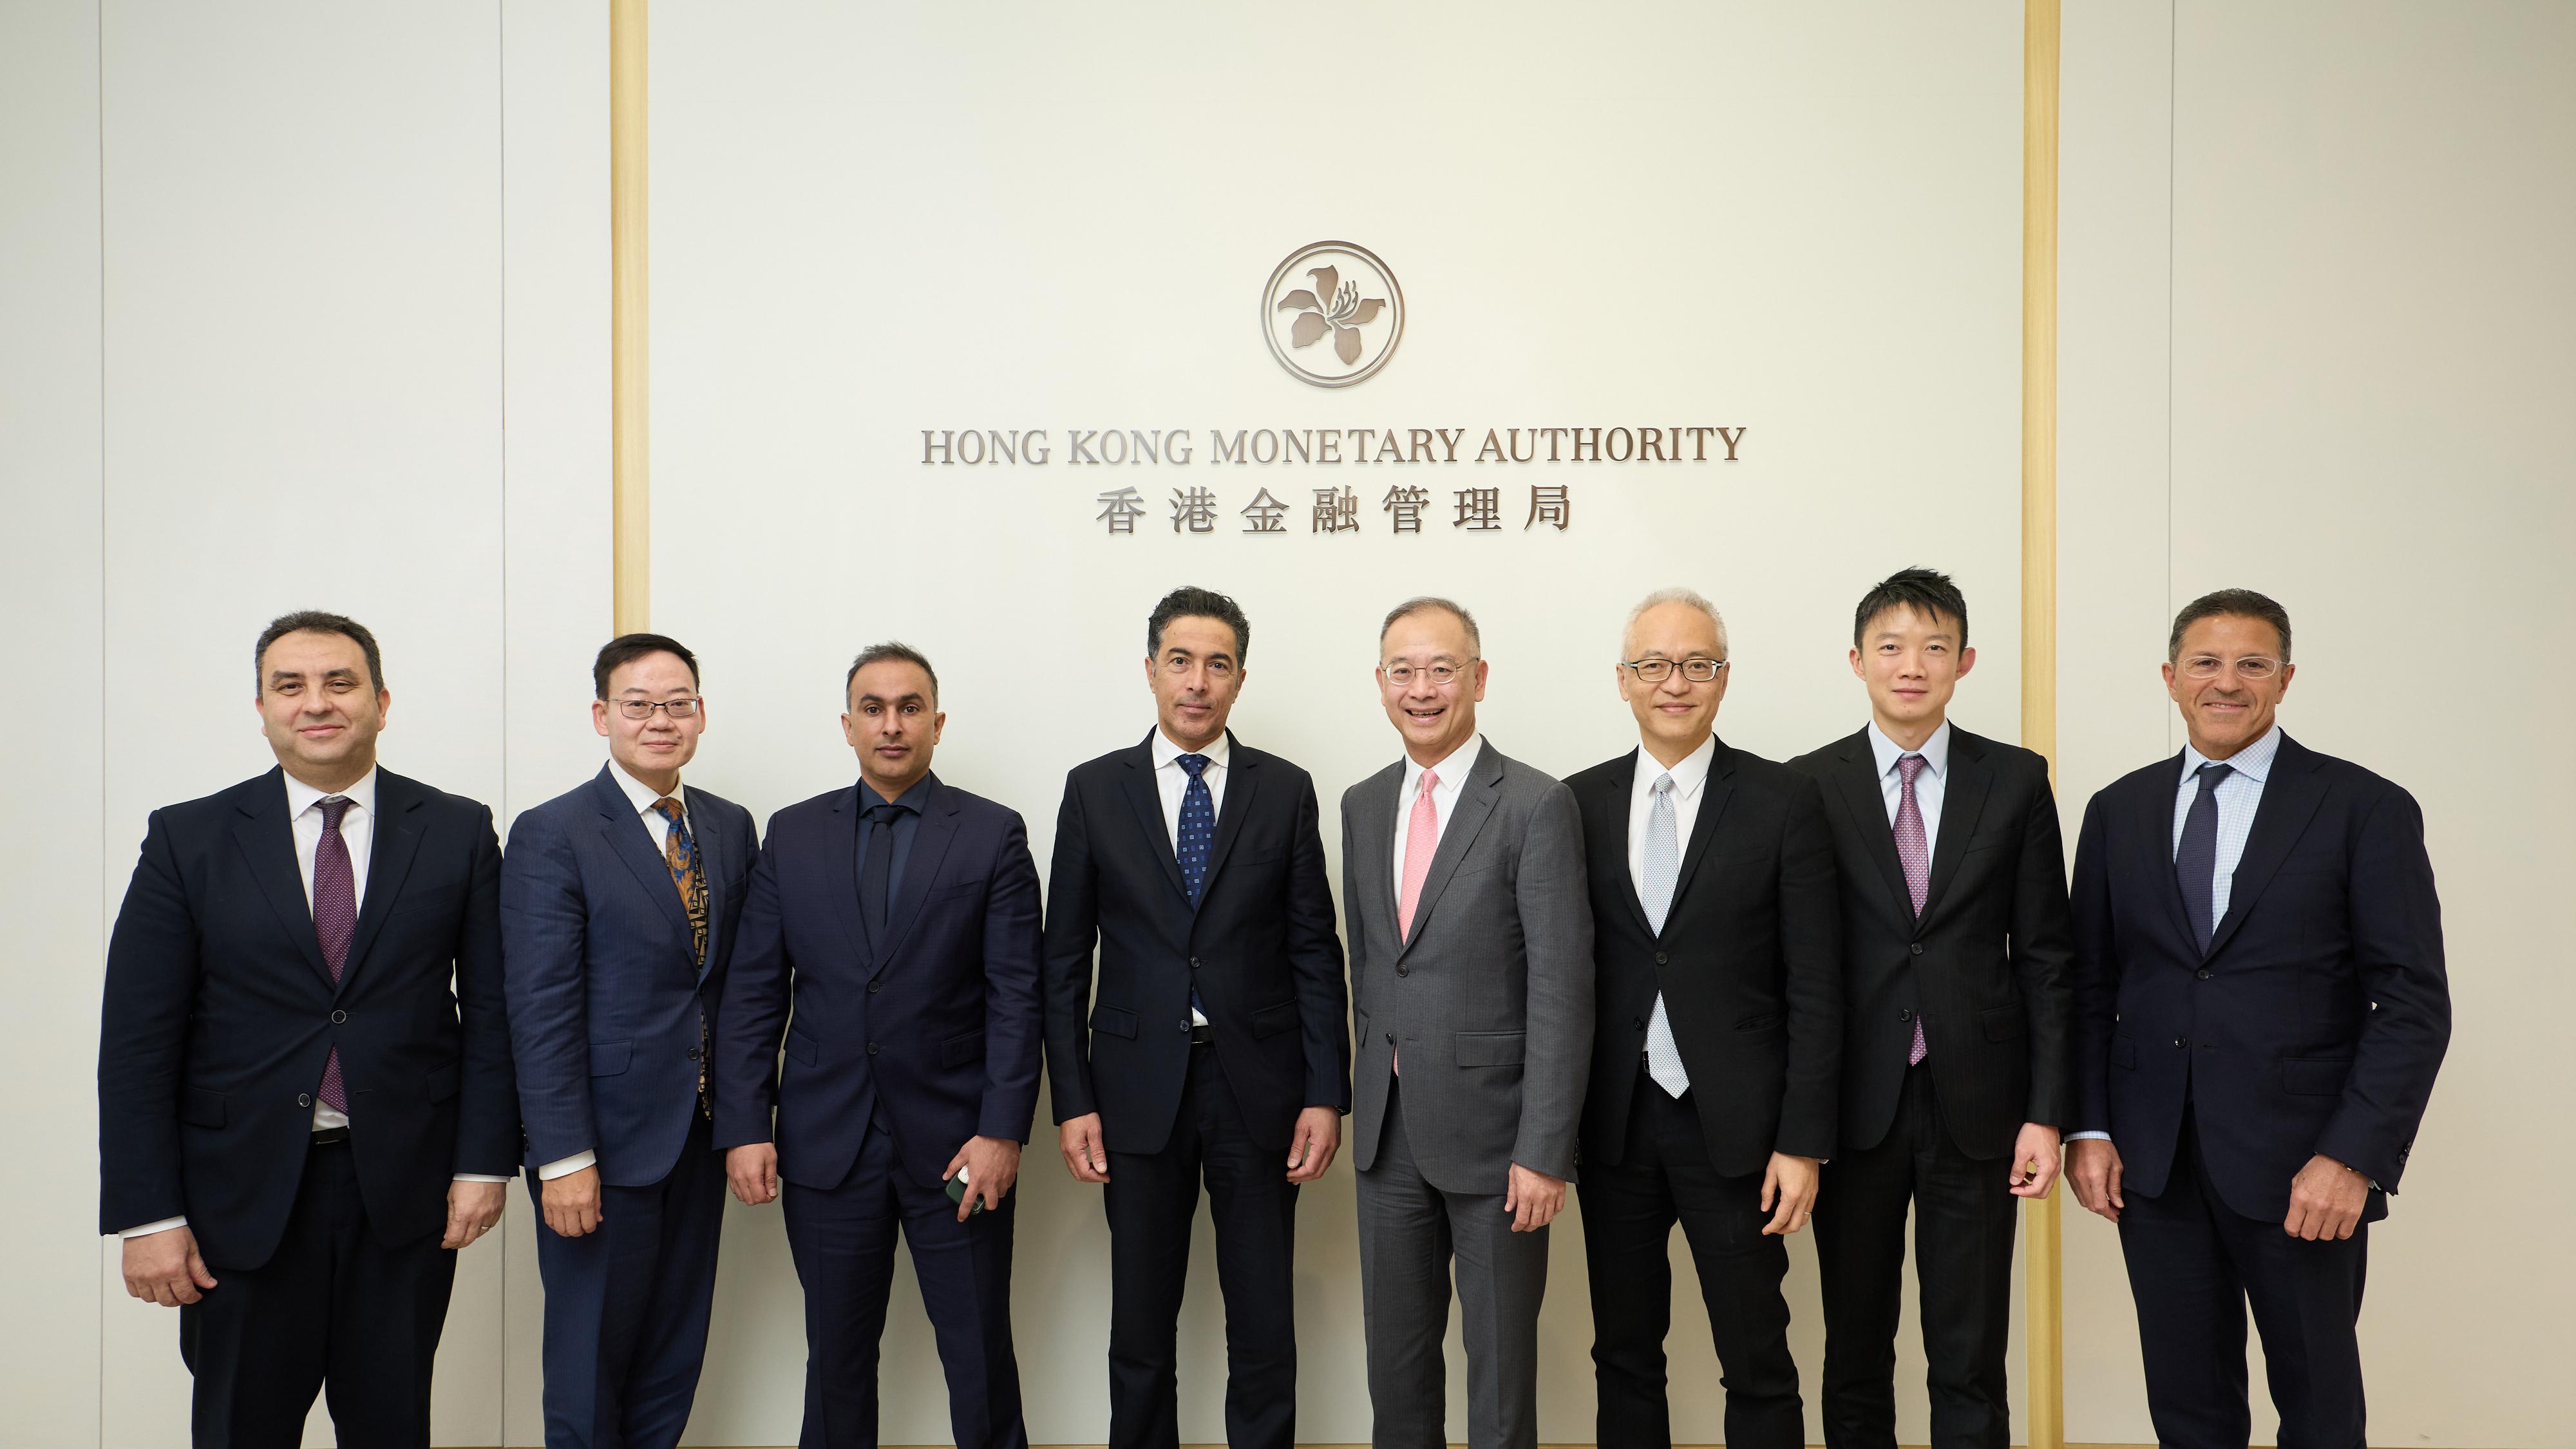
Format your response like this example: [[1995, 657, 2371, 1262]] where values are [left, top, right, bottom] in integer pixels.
[[1895, 754, 1931, 1065], [1397, 768, 1441, 940]]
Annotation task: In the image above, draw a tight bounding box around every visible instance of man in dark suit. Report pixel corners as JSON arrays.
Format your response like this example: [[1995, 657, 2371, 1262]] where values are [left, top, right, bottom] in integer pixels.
[[1787, 569, 2075, 1449], [1345, 596, 1591, 1449], [501, 633, 757, 1449], [1043, 585, 1347, 1449], [715, 641, 1043, 1449], [2067, 589, 2450, 1448], [99, 611, 516, 1449], [1566, 587, 1837, 1449]]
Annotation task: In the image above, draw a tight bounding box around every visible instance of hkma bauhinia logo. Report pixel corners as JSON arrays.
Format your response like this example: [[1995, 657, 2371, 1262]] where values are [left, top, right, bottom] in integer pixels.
[[1264, 241, 1404, 388]]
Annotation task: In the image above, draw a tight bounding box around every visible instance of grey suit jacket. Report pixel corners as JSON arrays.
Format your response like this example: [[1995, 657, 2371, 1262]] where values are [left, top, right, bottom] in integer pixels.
[[1342, 738, 1595, 1193]]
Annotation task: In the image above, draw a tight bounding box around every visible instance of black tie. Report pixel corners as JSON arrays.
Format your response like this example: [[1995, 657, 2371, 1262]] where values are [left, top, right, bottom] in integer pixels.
[[860, 802, 902, 945], [2175, 762, 2235, 953]]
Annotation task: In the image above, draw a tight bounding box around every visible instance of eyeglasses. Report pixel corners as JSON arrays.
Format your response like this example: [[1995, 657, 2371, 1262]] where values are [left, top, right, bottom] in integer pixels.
[[2175, 656, 2281, 681], [1618, 656, 1728, 683], [1382, 660, 1477, 688], [612, 697, 701, 719]]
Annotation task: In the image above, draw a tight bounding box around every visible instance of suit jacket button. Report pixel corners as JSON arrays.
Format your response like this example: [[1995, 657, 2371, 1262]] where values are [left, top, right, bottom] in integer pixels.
[[1654, 952, 1669, 965], [1384, 1032, 1395, 1045], [868, 981, 882, 993], [1396, 965, 1410, 976], [1190, 956, 1202, 969], [2195, 969, 2213, 980], [867, 1042, 880, 1056], [1909, 943, 1926, 956], [686, 1045, 703, 1061], [330, 1009, 347, 1025], [297, 1094, 312, 1108], [1898, 1009, 1913, 1023], [1179, 1020, 1193, 1032], [2174, 1037, 2188, 1049]]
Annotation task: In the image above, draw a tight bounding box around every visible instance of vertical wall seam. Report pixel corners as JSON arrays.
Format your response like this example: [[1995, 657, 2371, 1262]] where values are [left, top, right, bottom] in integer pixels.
[[2166, 0, 2179, 753], [95, 0, 110, 1435], [495, 1, 511, 1440]]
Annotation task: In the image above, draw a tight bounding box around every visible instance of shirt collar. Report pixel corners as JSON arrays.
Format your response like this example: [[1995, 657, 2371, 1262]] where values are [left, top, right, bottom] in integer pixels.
[[283, 764, 378, 821], [609, 758, 685, 817], [1867, 719, 1952, 780], [1401, 734, 1483, 798], [1633, 732, 1718, 799], [2181, 723, 2282, 785], [1153, 727, 1231, 772], [860, 773, 933, 813]]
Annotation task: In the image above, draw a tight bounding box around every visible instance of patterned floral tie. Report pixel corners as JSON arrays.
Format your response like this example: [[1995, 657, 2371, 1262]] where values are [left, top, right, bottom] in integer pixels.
[[654, 797, 711, 1117], [1894, 755, 1931, 1065], [312, 795, 356, 1112]]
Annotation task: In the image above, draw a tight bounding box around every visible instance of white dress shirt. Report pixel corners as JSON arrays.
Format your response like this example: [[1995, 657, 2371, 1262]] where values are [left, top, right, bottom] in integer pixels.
[[1867, 718, 1953, 861], [124, 766, 500, 1241], [1626, 733, 1718, 898], [1150, 729, 1228, 1026], [1392, 734, 1484, 902]]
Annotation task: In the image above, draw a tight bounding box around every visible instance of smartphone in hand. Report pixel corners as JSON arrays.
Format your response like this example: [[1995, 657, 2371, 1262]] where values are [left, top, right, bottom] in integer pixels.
[[945, 1164, 983, 1216]]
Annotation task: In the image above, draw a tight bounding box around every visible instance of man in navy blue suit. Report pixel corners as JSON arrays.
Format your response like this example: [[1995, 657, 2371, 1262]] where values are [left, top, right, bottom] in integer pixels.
[[500, 633, 757, 1449], [716, 641, 1044, 1449], [2067, 589, 2450, 1448]]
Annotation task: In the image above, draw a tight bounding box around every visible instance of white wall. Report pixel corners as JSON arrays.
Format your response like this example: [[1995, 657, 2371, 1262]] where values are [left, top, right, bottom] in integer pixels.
[[6, 2, 2569, 1445]]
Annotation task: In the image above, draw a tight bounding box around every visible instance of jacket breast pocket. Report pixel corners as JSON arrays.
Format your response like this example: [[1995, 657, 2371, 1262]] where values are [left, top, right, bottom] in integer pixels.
[[2280, 1056, 2354, 1096], [1455, 1030, 1525, 1067], [180, 1087, 226, 1129], [1734, 1013, 1783, 1034], [1964, 829, 2015, 853], [1092, 1005, 1139, 1040], [940, 1028, 983, 1068], [1251, 1001, 1300, 1039], [1981, 1005, 2026, 1041], [589, 1039, 634, 1076], [390, 881, 467, 919]]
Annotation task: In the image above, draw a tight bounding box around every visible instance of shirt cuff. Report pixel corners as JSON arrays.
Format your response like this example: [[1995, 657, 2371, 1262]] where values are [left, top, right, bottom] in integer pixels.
[[452, 1173, 511, 1184], [535, 1151, 598, 1181], [118, 1217, 187, 1240], [2067, 1130, 2112, 1142]]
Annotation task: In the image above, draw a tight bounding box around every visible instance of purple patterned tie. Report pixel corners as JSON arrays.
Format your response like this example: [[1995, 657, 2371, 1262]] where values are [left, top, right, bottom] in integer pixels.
[[313, 795, 356, 1112], [1893, 755, 1931, 1066]]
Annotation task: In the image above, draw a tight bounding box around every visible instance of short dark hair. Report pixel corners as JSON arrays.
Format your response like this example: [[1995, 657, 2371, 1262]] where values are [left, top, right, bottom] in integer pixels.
[[1146, 585, 1251, 663], [2168, 588, 2292, 663], [1379, 596, 1482, 654], [846, 641, 940, 705], [255, 610, 384, 694], [592, 633, 700, 699], [1853, 567, 1969, 650]]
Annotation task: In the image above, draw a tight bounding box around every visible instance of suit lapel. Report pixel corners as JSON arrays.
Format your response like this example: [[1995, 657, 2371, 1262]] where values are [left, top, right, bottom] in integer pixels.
[[2204, 735, 2327, 961], [871, 779, 959, 974], [1195, 733, 1260, 907], [593, 767, 694, 958], [1597, 752, 1654, 938], [1397, 744, 1501, 956], [826, 786, 871, 969], [1917, 733, 1993, 930], [338, 772, 426, 998], [1830, 730, 1915, 923], [1354, 761, 1406, 945], [233, 770, 332, 987], [1665, 737, 1735, 914], [2143, 753, 2199, 951], [1117, 734, 1190, 905]]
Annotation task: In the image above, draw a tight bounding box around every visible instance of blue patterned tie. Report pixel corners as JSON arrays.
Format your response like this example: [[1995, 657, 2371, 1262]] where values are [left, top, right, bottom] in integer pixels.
[[1177, 753, 1214, 1018]]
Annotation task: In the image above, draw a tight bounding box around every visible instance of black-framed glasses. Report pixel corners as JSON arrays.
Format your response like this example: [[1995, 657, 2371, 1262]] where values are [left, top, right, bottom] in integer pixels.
[[1619, 656, 1728, 683], [612, 697, 701, 720], [1382, 659, 1477, 688]]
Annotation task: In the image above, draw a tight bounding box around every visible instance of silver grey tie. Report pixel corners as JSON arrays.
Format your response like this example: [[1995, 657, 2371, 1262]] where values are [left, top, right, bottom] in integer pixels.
[[1642, 773, 1690, 1097]]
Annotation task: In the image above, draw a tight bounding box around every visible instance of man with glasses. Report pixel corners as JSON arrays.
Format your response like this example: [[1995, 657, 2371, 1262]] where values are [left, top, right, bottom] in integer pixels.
[[1042, 586, 1347, 1449], [1788, 569, 2074, 1449], [1562, 587, 1839, 1449], [1344, 596, 1591, 1449], [2067, 589, 2450, 1447], [501, 632, 757, 1449]]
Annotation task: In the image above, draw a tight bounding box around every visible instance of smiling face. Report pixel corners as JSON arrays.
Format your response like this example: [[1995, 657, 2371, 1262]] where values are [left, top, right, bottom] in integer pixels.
[[1146, 614, 1244, 752], [594, 649, 703, 792], [2163, 612, 2294, 760], [1378, 605, 1486, 766], [1850, 603, 1975, 746], [1618, 600, 1728, 765], [256, 629, 388, 791], [842, 659, 944, 799]]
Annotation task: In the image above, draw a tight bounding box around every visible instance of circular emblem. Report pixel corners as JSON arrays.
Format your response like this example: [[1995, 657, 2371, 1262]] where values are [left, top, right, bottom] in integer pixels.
[[1263, 241, 1404, 388]]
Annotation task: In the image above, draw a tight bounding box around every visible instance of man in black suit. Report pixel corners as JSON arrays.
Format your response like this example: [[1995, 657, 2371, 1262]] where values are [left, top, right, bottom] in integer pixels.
[[1043, 585, 1348, 1449], [715, 642, 1043, 1449], [2067, 589, 2450, 1448], [1787, 569, 2075, 1449], [1566, 587, 1841, 1449], [99, 611, 516, 1448]]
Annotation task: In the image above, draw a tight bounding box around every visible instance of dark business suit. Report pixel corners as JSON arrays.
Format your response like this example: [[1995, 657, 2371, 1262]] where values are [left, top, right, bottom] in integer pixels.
[[1788, 725, 2074, 1449], [502, 764, 755, 1449], [2072, 730, 2448, 1448], [1041, 730, 1347, 1449], [717, 772, 1043, 1449], [99, 766, 516, 1449], [1567, 738, 1839, 1449]]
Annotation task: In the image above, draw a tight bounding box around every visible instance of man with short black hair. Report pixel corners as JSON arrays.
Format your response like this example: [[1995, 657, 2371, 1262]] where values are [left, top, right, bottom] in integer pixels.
[[1043, 586, 1348, 1449], [502, 632, 757, 1449], [1788, 569, 2074, 1449], [2067, 589, 2450, 1447], [100, 611, 517, 1448], [719, 643, 1044, 1449]]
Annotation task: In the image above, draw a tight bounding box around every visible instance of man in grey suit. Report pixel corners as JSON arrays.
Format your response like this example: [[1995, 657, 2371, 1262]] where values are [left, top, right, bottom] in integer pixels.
[[1343, 596, 1595, 1449]]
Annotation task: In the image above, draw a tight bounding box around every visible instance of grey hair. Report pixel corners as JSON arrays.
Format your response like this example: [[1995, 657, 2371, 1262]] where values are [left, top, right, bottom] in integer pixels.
[[1379, 596, 1482, 654], [1623, 586, 1728, 658]]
